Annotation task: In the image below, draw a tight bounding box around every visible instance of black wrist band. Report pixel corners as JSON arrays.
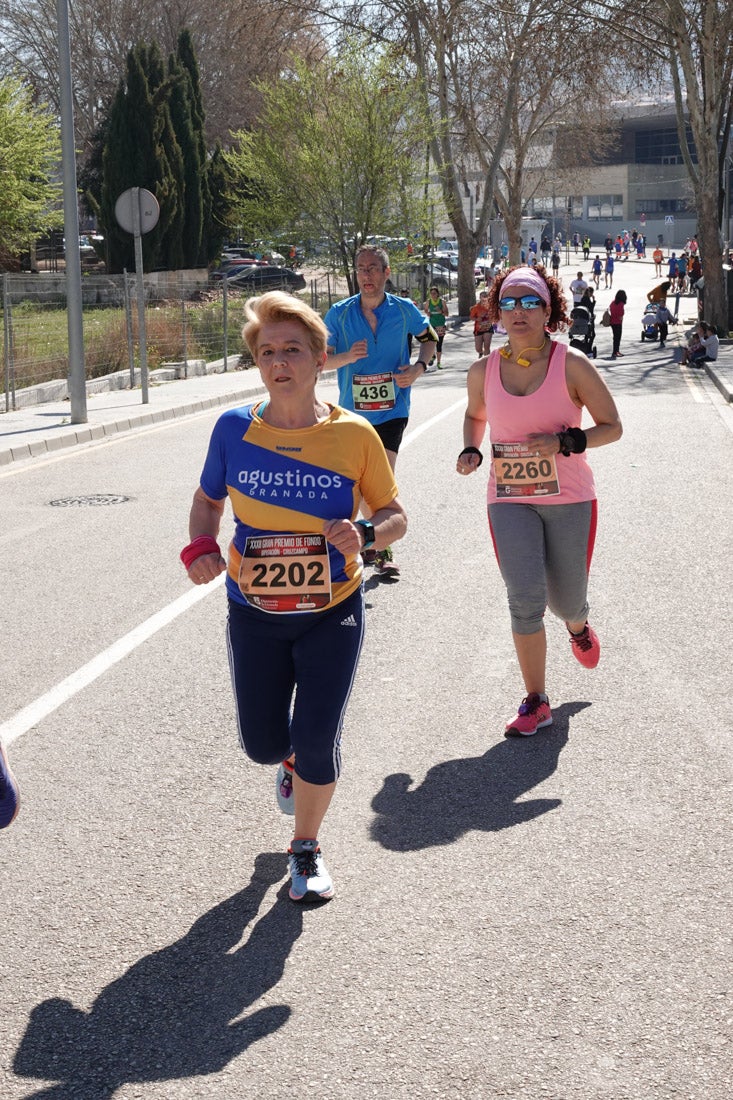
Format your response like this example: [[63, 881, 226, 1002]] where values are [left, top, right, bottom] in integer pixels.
[[417, 360, 429, 371], [459, 446, 483, 466], [557, 427, 587, 456]]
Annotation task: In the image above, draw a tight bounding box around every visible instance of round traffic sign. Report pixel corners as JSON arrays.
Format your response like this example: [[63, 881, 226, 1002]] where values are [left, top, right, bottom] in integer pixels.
[[114, 188, 160, 235]]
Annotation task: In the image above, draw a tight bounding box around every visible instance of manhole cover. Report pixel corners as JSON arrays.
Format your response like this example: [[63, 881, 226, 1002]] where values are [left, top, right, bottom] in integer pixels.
[[49, 494, 130, 507]]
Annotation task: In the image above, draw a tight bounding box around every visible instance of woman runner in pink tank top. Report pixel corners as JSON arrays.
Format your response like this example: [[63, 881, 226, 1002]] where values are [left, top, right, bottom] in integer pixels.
[[456, 265, 622, 737]]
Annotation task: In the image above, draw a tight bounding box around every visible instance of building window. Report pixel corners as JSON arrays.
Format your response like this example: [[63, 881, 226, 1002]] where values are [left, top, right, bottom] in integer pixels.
[[635, 197, 692, 215], [587, 195, 623, 220], [635, 127, 697, 165], [529, 195, 583, 220]]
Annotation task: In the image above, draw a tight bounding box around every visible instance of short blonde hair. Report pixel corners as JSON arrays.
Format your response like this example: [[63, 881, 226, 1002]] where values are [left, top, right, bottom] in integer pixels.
[[242, 291, 328, 358]]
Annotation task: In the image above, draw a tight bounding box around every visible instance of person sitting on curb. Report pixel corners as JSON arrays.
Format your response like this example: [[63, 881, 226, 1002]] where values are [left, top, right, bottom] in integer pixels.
[[680, 321, 719, 366]]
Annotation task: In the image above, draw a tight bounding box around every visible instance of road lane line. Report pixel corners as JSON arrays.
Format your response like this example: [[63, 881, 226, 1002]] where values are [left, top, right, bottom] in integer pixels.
[[679, 362, 705, 402], [1, 576, 225, 745], [2, 395, 467, 744], [401, 396, 466, 448]]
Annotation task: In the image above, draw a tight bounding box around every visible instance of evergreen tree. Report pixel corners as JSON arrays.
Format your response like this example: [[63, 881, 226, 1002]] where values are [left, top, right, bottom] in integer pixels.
[[100, 53, 162, 273], [168, 54, 203, 267], [176, 30, 212, 265], [206, 143, 231, 260], [143, 41, 185, 271], [98, 44, 185, 273], [91, 30, 220, 272]]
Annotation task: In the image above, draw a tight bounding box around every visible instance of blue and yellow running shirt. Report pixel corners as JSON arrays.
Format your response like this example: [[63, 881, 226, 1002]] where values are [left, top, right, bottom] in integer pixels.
[[199, 402, 399, 612], [325, 293, 431, 425]]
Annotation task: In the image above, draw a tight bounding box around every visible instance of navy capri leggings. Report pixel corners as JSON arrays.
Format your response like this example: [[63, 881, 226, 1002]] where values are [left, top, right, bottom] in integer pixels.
[[226, 586, 365, 785]]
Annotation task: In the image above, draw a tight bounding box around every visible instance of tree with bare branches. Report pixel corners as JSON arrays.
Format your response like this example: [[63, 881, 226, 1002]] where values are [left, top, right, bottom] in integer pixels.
[[293, 0, 593, 315], [226, 42, 430, 293], [0, 0, 323, 159], [572, 0, 733, 333]]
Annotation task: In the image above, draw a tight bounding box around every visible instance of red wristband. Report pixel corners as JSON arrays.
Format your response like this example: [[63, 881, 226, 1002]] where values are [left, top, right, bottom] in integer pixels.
[[180, 535, 221, 571]]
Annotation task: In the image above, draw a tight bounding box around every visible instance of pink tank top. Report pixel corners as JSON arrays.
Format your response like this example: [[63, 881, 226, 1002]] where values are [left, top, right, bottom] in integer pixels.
[[484, 341, 596, 505]]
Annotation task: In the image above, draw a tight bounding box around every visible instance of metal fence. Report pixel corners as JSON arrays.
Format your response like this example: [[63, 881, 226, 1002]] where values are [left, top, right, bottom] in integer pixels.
[[1, 269, 355, 411]]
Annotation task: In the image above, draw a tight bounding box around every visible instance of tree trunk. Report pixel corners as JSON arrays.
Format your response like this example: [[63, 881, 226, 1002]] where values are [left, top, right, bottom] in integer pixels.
[[695, 183, 726, 331]]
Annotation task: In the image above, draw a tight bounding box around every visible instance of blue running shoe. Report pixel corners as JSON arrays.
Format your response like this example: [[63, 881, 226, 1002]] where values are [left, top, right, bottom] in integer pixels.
[[0, 740, 20, 829], [276, 760, 295, 815], [288, 839, 334, 902]]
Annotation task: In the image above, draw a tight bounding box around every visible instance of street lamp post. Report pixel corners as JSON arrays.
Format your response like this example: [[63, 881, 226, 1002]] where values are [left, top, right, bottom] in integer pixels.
[[56, 0, 86, 423]]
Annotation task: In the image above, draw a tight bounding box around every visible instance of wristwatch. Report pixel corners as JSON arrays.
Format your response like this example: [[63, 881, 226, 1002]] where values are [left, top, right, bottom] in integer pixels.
[[416, 360, 429, 372], [356, 519, 376, 549]]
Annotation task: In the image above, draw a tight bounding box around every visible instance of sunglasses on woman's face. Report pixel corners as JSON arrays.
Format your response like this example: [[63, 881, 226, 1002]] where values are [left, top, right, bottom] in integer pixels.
[[498, 295, 545, 311]]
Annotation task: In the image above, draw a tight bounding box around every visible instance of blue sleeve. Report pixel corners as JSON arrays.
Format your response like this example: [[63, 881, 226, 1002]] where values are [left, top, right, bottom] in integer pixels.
[[324, 304, 344, 352], [324, 305, 337, 349], [199, 415, 231, 500], [407, 300, 431, 336]]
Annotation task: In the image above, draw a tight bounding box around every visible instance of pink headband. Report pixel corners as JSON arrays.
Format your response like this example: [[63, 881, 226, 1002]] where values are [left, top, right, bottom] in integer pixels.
[[500, 266, 551, 305]]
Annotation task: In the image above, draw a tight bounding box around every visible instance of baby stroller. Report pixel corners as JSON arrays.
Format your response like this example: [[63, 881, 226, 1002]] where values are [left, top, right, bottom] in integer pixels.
[[640, 304, 659, 341], [568, 305, 596, 358]]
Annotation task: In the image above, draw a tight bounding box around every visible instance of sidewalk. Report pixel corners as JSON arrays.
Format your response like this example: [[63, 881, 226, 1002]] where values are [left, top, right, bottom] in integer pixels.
[[0, 360, 269, 467], [698, 343, 733, 402]]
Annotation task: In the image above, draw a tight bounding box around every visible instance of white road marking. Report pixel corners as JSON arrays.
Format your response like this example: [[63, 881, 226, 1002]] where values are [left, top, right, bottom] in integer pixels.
[[0, 396, 468, 744], [400, 397, 466, 449], [1, 576, 224, 745], [680, 362, 733, 432], [679, 362, 705, 402]]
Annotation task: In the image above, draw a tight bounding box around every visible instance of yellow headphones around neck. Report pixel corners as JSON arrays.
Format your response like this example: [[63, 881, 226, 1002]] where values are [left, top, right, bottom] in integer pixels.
[[499, 338, 548, 367]]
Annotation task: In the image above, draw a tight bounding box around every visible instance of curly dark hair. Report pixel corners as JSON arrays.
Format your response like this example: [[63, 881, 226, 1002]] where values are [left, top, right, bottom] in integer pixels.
[[486, 265, 569, 332]]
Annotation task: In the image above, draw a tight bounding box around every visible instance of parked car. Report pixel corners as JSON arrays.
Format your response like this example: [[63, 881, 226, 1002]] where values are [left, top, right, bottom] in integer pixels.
[[216, 258, 267, 274], [221, 248, 259, 261], [387, 262, 455, 294], [216, 264, 307, 291], [431, 252, 484, 283], [422, 260, 459, 289]]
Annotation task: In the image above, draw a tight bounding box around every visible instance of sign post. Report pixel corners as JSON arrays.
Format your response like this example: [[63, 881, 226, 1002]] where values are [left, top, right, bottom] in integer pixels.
[[114, 187, 160, 403], [664, 214, 675, 250], [56, 0, 86, 424]]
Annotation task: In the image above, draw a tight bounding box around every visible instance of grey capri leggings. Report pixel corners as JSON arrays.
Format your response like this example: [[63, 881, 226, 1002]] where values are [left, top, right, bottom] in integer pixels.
[[488, 500, 597, 635]]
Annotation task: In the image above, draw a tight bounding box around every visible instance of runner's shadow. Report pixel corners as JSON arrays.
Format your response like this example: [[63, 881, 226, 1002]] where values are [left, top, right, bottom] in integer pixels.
[[14, 853, 298, 1099], [371, 702, 589, 851]]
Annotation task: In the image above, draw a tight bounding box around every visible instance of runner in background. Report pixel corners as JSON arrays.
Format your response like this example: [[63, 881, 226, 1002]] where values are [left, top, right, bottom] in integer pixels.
[[323, 245, 436, 576], [470, 289, 494, 355], [423, 286, 449, 369]]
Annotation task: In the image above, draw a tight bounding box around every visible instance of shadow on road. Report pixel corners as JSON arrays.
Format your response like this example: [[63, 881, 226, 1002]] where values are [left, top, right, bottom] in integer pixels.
[[14, 852, 299, 1099], [370, 701, 590, 851]]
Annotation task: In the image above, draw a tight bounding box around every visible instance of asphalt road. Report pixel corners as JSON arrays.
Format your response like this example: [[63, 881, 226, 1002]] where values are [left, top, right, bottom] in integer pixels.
[[1, 260, 732, 1099]]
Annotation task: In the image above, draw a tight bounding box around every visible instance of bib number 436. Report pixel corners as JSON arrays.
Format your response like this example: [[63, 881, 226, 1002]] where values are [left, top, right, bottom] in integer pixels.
[[352, 371, 395, 411]]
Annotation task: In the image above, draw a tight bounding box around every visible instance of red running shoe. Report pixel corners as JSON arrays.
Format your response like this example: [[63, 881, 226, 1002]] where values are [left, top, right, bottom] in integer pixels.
[[569, 623, 601, 669], [505, 693, 553, 738]]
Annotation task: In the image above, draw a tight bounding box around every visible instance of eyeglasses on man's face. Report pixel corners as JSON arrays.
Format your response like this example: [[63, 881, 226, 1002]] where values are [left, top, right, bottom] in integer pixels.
[[498, 294, 545, 311], [356, 264, 385, 276]]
